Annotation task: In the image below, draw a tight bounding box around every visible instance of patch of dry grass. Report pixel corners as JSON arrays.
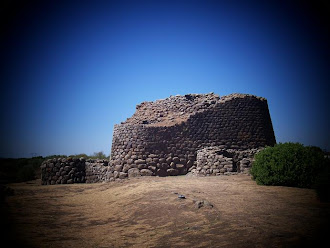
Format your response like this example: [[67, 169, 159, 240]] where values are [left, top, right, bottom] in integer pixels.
[[3, 175, 330, 247]]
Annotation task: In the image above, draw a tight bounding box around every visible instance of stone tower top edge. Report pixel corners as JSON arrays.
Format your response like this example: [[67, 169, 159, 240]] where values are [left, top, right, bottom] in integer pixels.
[[120, 92, 268, 126]]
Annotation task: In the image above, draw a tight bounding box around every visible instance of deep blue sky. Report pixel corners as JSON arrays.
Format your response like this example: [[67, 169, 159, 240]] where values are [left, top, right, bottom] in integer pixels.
[[1, 0, 329, 158]]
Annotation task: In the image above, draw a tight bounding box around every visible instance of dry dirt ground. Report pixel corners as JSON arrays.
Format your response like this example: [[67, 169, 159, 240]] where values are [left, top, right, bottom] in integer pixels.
[[1, 175, 330, 248]]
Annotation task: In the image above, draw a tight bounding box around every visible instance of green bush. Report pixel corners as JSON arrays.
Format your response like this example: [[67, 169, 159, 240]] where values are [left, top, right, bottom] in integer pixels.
[[250, 143, 327, 188]]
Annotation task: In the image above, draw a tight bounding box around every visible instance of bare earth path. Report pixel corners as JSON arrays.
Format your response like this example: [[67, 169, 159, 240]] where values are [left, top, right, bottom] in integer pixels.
[[2, 175, 330, 247]]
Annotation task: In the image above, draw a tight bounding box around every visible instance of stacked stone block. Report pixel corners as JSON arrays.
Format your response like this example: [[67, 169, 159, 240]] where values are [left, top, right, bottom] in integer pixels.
[[84, 160, 111, 183], [41, 157, 86, 185]]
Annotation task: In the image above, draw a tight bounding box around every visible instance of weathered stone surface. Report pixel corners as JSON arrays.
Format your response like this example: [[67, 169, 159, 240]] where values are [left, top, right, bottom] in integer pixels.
[[119, 172, 128, 179], [159, 163, 168, 170], [166, 157, 172, 164], [137, 164, 148, 169], [135, 159, 146, 165], [176, 164, 185, 169], [194, 200, 213, 209], [140, 169, 153, 176], [128, 168, 141, 178], [114, 165, 123, 172], [172, 157, 180, 164], [122, 164, 131, 173], [148, 166, 156, 172], [167, 168, 179, 176], [156, 169, 167, 177]]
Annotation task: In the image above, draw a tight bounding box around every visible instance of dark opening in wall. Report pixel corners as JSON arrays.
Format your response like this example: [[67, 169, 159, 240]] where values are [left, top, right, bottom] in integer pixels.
[[232, 159, 240, 173]]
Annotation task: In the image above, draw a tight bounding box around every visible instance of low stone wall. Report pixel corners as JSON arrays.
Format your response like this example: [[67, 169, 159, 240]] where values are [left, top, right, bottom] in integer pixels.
[[85, 160, 111, 183], [190, 147, 261, 176], [41, 147, 261, 185], [41, 158, 110, 185], [41, 157, 86, 185]]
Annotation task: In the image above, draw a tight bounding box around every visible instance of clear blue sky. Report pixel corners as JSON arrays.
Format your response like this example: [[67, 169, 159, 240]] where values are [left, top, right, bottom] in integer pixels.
[[1, 0, 329, 158]]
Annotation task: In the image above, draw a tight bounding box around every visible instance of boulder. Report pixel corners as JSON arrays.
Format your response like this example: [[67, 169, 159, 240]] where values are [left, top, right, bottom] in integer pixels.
[[159, 158, 166, 163], [179, 158, 187, 164], [148, 154, 158, 159], [134, 159, 146, 165], [166, 157, 172, 164], [122, 164, 131, 173], [119, 172, 128, 179], [156, 169, 167, 177], [172, 157, 180, 164], [146, 158, 153, 164], [159, 163, 168, 170], [148, 166, 157, 172], [128, 168, 141, 178], [194, 200, 213, 209], [167, 168, 179, 176], [140, 169, 153, 176], [114, 165, 123, 172], [138, 164, 148, 169], [176, 164, 185, 169], [179, 168, 188, 175]]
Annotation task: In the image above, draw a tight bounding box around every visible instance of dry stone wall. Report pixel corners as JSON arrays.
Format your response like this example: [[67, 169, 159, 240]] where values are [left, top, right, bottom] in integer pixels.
[[41, 158, 109, 185], [41, 157, 87, 185], [191, 147, 262, 176]]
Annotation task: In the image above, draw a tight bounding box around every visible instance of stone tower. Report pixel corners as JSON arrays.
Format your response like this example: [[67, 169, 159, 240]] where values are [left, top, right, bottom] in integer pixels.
[[110, 93, 276, 176]]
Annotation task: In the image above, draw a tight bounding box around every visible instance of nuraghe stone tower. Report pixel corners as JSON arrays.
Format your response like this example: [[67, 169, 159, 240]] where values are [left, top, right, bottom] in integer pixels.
[[110, 93, 276, 177], [41, 93, 276, 185]]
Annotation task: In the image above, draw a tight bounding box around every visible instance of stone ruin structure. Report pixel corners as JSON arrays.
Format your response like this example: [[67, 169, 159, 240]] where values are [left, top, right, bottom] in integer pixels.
[[41, 93, 276, 185]]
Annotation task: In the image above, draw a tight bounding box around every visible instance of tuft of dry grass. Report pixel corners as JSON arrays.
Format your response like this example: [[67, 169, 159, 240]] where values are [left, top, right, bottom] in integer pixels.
[[2, 175, 330, 247]]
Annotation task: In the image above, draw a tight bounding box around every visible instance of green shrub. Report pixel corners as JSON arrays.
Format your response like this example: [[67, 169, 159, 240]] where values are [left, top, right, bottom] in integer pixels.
[[250, 143, 327, 188]]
